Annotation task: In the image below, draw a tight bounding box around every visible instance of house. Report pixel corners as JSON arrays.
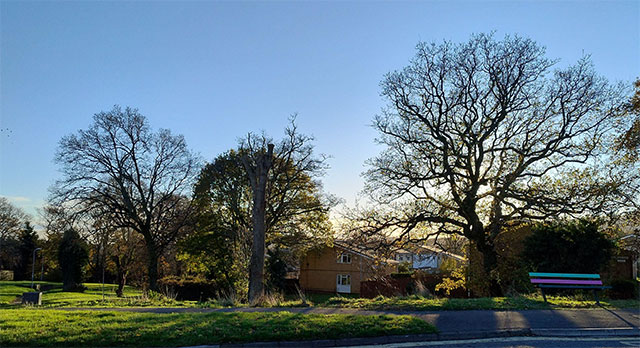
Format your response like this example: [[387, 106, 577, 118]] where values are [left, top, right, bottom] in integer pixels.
[[613, 233, 639, 280], [299, 242, 398, 294], [394, 244, 466, 272]]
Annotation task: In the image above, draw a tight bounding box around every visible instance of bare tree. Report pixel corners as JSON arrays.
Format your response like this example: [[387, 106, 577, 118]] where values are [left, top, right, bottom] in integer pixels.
[[348, 34, 634, 295], [0, 197, 27, 269], [241, 139, 273, 304], [240, 117, 333, 303], [52, 106, 199, 291], [616, 79, 640, 157]]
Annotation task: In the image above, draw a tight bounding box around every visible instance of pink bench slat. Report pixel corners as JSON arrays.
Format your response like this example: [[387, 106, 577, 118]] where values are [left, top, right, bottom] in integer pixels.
[[530, 279, 603, 285]]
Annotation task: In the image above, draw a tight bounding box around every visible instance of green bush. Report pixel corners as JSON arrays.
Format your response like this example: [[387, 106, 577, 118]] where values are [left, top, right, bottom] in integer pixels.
[[390, 272, 413, 279], [607, 279, 639, 299], [522, 219, 614, 274], [265, 248, 287, 293], [435, 268, 466, 296], [397, 262, 411, 273], [158, 276, 221, 301]]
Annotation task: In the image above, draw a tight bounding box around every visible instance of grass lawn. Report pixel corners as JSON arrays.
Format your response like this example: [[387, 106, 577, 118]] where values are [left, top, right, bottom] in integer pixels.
[[0, 309, 436, 347], [2, 281, 637, 310], [0, 281, 194, 308]]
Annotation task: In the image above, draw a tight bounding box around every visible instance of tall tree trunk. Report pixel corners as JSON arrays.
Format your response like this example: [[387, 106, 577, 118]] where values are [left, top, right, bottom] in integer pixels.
[[464, 202, 504, 296], [116, 271, 127, 297], [478, 239, 503, 297], [248, 187, 267, 303], [113, 256, 127, 297], [144, 237, 159, 292], [243, 144, 274, 304]]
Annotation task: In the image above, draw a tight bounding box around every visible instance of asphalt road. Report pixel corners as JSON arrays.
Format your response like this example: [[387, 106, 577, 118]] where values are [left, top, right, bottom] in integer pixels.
[[345, 337, 640, 348]]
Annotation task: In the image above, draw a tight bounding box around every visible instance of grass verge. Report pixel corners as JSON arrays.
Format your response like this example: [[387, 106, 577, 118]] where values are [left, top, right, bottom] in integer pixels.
[[2, 281, 637, 310], [0, 309, 436, 347], [321, 294, 640, 310]]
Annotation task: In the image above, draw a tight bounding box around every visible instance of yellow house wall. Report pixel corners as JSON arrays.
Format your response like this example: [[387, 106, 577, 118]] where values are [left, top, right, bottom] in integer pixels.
[[299, 245, 376, 294]]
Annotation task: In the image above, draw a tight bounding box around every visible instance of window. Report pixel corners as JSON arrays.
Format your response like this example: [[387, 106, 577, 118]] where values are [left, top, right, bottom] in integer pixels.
[[337, 274, 351, 285], [337, 252, 352, 264]]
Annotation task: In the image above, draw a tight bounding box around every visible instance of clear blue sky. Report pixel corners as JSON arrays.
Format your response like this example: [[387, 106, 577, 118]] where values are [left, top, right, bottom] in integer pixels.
[[1, 1, 638, 222]]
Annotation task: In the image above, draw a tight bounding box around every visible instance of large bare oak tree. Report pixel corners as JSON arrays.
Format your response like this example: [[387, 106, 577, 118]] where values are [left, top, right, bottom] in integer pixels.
[[346, 34, 634, 295], [52, 106, 199, 291]]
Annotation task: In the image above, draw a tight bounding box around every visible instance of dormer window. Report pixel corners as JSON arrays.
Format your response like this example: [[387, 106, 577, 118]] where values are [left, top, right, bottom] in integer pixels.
[[338, 252, 352, 264]]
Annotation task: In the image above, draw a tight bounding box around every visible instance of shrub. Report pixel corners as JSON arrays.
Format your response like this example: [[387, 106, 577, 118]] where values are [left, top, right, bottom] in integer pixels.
[[522, 219, 615, 274], [435, 268, 466, 296], [0, 270, 14, 280], [406, 279, 432, 298], [397, 262, 411, 273], [158, 276, 221, 301], [265, 248, 287, 293], [607, 279, 639, 299], [390, 272, 413, 279]]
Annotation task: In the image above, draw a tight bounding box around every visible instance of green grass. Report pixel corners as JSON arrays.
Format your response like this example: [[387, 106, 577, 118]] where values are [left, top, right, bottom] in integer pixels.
[[0, 281, 195, 308], [0, 309, 436, 347], [319, 294, 640, 310], [0, 282, 35, 304], [2, 281, 637, 311]]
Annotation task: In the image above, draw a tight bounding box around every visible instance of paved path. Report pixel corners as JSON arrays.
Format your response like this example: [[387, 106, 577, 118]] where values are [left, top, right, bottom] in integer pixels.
[[58, 306, 640, 333]]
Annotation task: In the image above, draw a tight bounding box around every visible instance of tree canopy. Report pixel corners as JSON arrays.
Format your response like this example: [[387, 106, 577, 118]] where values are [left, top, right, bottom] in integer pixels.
[[186, 120, 336, 300], [345, 34, 635, 295], [0, 197, 28, 270], [52, 105, 199, 290]]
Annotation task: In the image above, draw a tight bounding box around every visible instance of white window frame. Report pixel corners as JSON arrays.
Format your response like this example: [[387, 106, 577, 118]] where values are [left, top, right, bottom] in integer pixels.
[[337, 274, 351, 285], [337, 252, 352, 264]]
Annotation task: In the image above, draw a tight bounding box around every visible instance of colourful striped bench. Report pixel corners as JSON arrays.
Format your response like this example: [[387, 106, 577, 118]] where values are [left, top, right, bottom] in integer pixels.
[[528, 272, 612, 304]]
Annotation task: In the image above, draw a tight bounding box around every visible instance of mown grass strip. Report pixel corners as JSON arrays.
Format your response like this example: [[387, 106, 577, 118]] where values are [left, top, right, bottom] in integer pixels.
[[2, 281, 637, 311], [0, 281, 193, 308], [320, 294, 640, 310], [0, 309, 436, 347]]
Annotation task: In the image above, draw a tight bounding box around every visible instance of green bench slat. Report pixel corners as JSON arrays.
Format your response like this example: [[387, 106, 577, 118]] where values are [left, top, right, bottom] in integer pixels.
[[528, 272, 600, 279]]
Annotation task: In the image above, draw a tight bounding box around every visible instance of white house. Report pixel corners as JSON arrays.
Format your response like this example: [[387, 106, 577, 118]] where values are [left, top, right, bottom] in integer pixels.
[[394, 244, 466, 271]]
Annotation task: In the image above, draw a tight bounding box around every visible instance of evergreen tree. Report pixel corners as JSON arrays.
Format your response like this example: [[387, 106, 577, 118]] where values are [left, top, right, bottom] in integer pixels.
[[16, 222, 38, 280], [58, 228, 89, 291]]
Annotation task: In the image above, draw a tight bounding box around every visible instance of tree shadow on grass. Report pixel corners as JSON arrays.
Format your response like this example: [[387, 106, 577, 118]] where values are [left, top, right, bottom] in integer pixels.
[[1, 310, 433, 347]]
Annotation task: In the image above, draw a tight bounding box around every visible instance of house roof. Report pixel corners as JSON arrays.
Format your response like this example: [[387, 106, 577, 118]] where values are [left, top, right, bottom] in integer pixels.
[[394, 244, 466, 262], [416, 244, 467, 262], [333, 241, 400, 265]]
